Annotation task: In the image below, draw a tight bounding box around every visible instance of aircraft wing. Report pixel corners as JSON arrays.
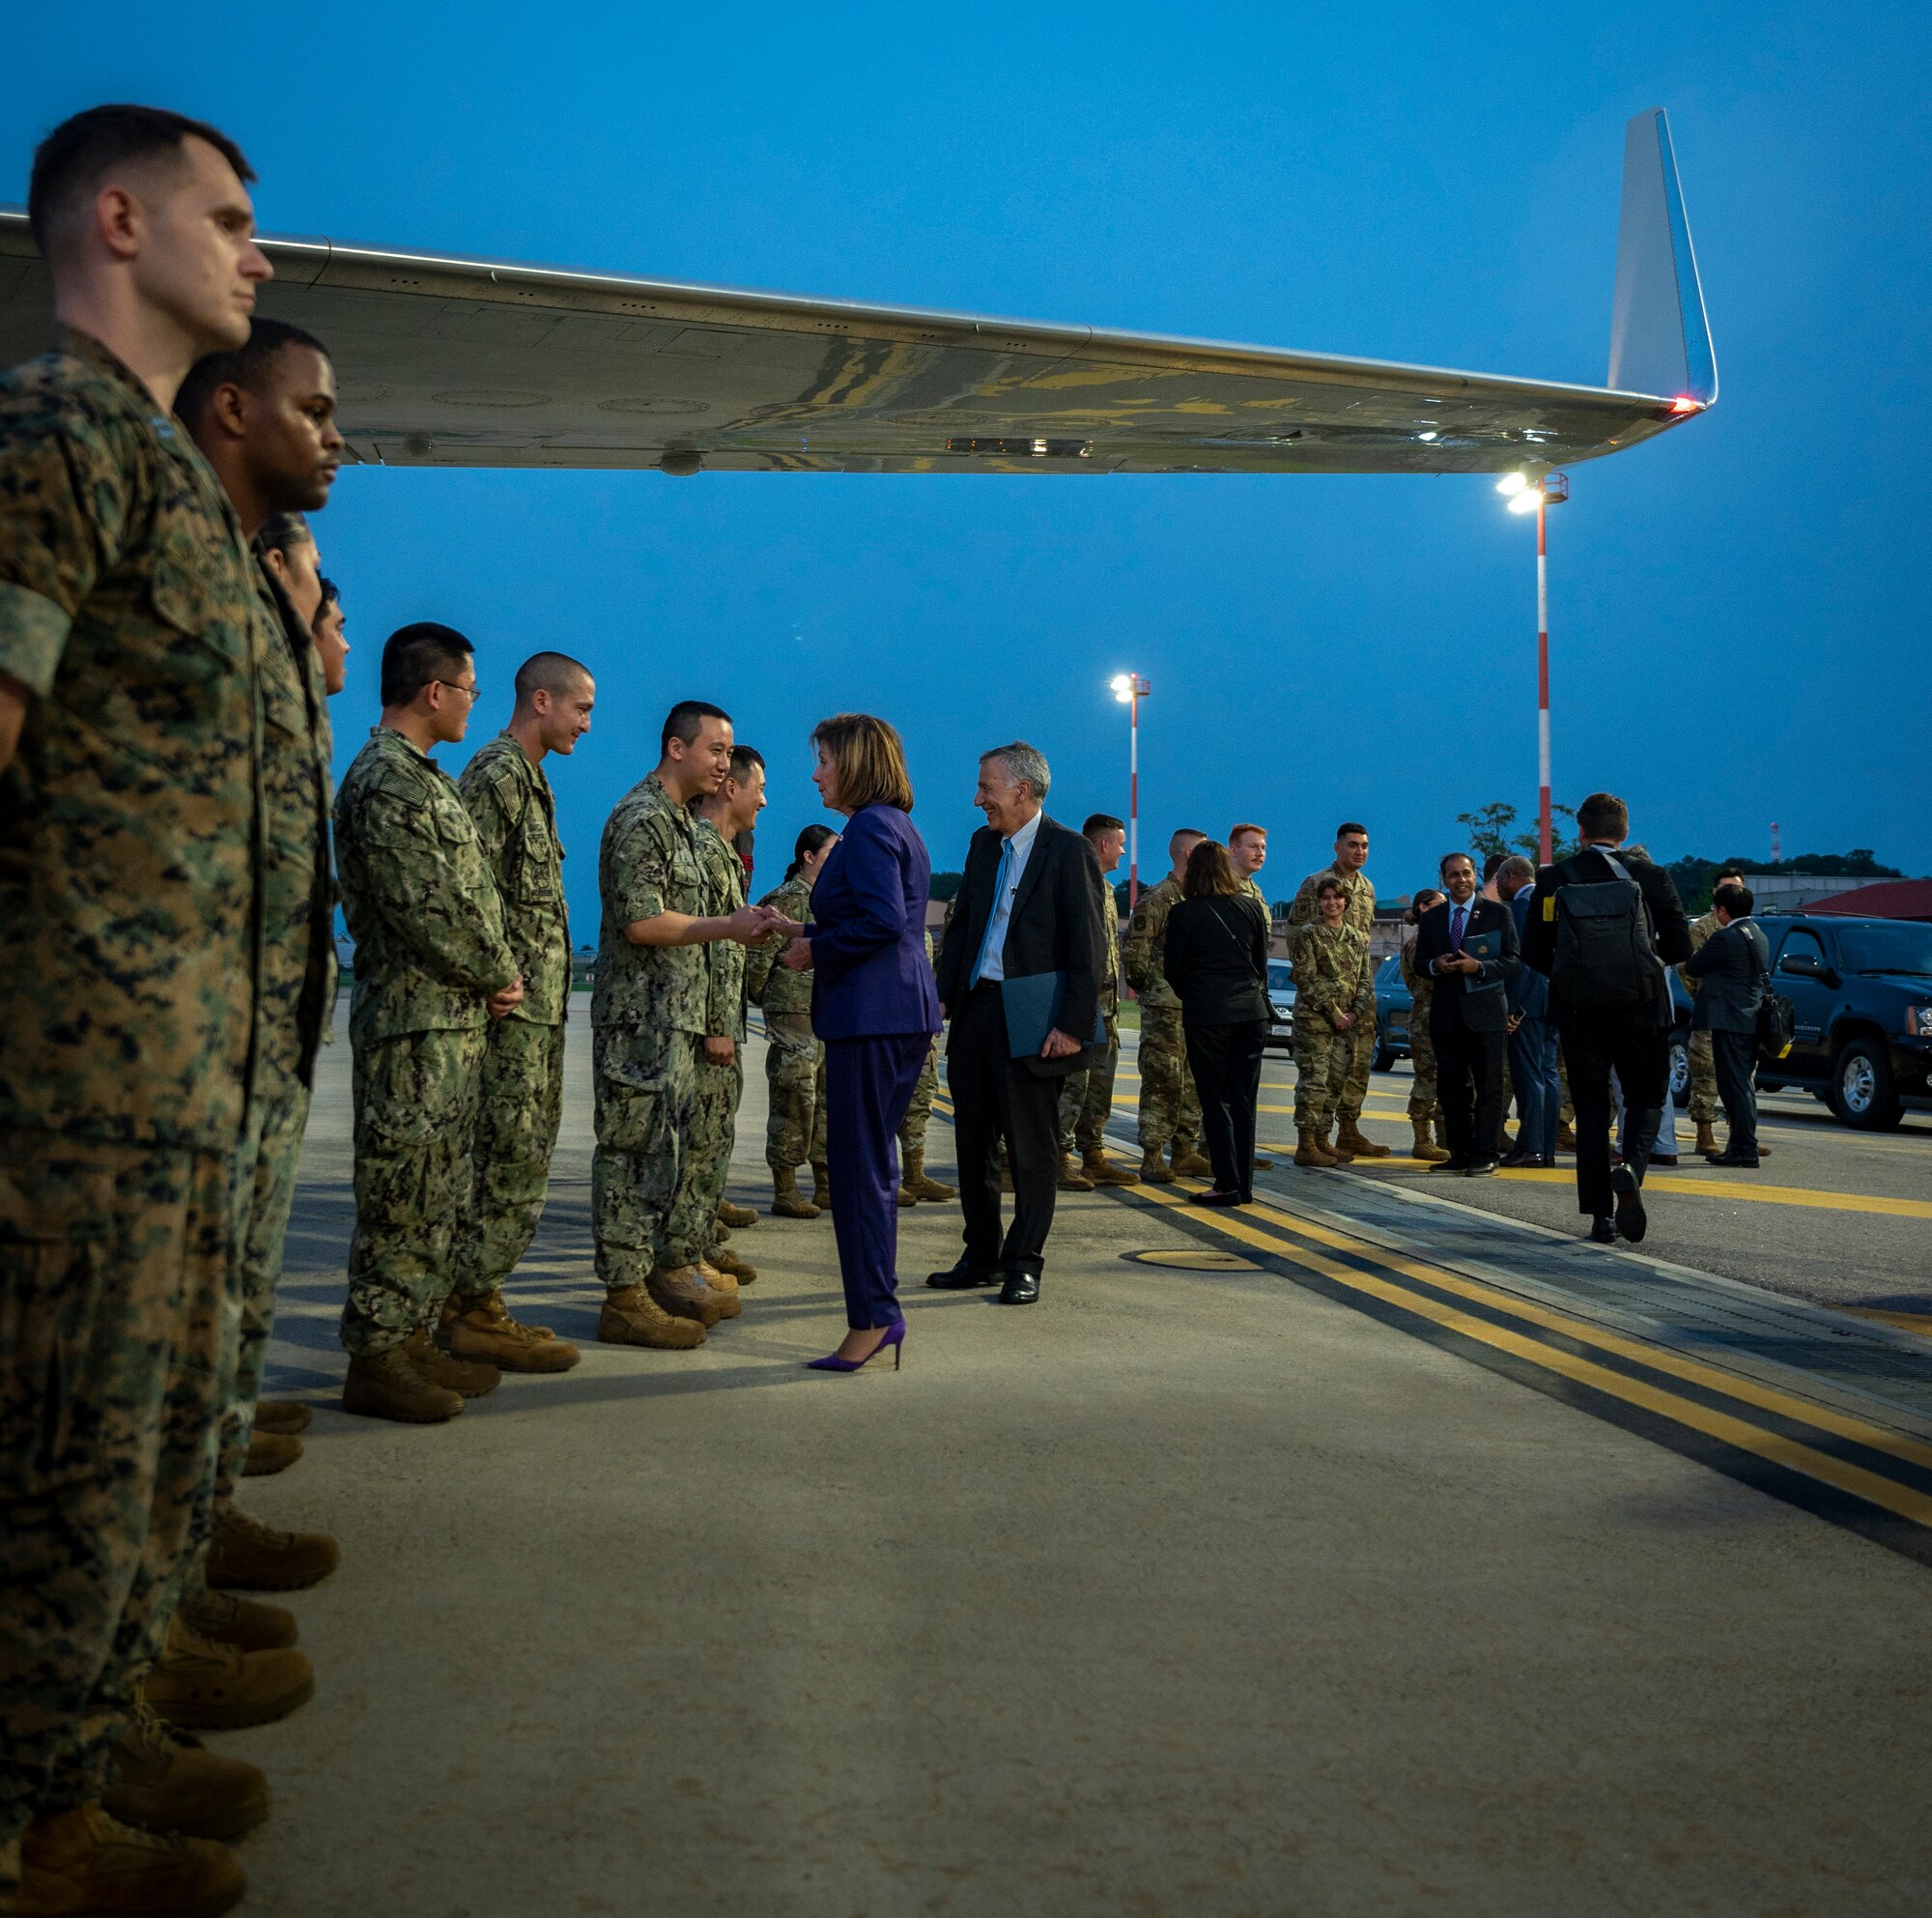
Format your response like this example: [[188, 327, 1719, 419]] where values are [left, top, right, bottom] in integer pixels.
[[0, 110, 1714, 477]]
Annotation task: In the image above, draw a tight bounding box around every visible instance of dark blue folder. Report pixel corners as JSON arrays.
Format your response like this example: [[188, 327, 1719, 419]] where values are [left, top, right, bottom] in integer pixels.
[[1000, 970, 1107, 1058]]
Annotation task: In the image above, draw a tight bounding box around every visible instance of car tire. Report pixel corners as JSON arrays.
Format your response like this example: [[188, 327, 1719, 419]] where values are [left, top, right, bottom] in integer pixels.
[[1372, 1042, 1394, 1074], [1828, 1037, 1904, 1131]]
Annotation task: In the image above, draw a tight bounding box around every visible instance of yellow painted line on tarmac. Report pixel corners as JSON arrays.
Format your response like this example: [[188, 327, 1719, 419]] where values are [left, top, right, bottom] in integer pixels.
[[1843, 1308, 1932, 1339], [1133, 1183, 1932, 1528], [1489, 1166, 1932, 1221]]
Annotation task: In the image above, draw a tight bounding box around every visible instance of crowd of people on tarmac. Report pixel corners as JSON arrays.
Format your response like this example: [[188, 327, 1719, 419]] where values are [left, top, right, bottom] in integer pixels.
[[0, 103, 1778, 1916]]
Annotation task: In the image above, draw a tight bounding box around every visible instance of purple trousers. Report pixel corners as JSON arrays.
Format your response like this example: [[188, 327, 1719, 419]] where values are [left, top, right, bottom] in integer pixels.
[[823, 1033, 932, 1330]]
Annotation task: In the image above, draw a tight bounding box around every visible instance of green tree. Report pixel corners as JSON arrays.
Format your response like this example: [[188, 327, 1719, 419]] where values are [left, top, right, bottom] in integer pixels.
[[929, 871, 964, 902]]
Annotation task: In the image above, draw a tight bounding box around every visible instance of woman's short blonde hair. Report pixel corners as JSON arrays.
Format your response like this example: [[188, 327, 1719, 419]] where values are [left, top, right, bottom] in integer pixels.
[[810, 712, 915, 813]]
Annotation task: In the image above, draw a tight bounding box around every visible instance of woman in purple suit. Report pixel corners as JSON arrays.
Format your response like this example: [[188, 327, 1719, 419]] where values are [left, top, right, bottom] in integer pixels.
[[778, 714, 942, 1371]]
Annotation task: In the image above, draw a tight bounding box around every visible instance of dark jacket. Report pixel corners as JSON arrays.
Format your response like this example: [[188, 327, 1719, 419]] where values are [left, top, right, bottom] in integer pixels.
[[807, 803, 943, 1043], [935, 814, 1109, 1079], [1410, 896, 1520, 1035], [1505, 889, 1549, 1019], [1684, 917, 1770, 1034], [1521, 845, 1692, 1025], [1162, 894, 1270, 1027]]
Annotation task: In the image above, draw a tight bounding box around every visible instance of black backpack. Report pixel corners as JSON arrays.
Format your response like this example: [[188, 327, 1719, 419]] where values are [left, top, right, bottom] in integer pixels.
[[1551, 853, 1664, 1007]]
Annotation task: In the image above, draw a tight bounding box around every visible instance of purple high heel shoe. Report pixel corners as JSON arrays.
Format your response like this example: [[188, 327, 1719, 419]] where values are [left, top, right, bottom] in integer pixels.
[[806, 1321, 906, 1373]]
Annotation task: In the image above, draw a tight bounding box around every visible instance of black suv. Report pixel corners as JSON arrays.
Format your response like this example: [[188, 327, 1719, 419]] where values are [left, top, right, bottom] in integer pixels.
[[1755, 915, 1932, 1129]]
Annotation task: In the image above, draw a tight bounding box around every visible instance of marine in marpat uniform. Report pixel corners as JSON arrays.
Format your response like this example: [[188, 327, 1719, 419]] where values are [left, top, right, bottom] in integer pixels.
[[1122, 828, 1210, 1182], [1291, 878, 1376, 1165], [1288, 821, 1389, 1159], [0, 103, 280, 1915], [447, 652, 599, 1373], [1056, 816, 1137, 1188], [591, 701, 778, 1348], [1398, 891, 1450, 1161], [333, 624, 525, 1423], [747, 826, 837, 1217]]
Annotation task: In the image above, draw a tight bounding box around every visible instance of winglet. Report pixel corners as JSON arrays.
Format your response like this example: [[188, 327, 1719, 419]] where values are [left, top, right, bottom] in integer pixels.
[[1607, 109, 1717, 407]]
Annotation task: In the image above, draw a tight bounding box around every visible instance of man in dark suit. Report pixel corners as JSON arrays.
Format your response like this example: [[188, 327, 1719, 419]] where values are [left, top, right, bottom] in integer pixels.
[[1408, 852, 1520, 1174], [931, 742, 1109, 1304], [1521, 791, 1692, 1244], [1497, 855, 1559, 1166], [1683, 881, 1770, 1168]]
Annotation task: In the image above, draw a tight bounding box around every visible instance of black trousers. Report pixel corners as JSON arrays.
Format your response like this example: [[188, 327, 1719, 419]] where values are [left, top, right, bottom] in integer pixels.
[[948, 983, 1065, 1275], [1558, 1010, 1669, 1217], [1710, 1026, 1760, 1157], [1434, 1018, 1508, 1163], [1183, 1019, 1265, 1202]]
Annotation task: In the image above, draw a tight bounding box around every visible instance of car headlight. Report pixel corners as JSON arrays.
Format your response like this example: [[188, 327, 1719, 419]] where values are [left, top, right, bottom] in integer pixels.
[[1907, 1005, 1932, 1039]]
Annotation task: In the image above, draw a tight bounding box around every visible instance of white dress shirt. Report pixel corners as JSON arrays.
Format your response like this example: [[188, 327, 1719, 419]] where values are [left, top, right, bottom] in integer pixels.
[[975, 808, 1042, 986]]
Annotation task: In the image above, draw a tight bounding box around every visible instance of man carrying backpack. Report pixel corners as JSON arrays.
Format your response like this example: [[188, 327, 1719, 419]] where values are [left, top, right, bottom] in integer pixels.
[[1521, 792, 1691, 1245]]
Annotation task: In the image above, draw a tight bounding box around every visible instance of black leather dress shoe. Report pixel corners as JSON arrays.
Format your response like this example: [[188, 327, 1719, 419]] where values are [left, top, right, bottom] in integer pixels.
[[926, 1260, 997, 1290], [1588, 1215, 1617, 1244], [1463, 1159, 1499, 1177], [997, 1269, 1040, 1305], [1706, 1150, 1761, 1168], [1611, 1164, 1648, 1244], [1428, 1158, 1472, 1174]]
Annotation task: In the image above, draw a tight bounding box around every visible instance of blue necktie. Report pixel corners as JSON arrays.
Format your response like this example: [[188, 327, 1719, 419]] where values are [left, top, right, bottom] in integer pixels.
[[1450, 904, 1466, 953], [970, 840, 1016, 987]]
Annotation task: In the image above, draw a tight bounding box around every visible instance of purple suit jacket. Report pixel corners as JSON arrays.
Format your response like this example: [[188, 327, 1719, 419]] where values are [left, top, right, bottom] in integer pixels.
[[808, 803, 943, 1043]]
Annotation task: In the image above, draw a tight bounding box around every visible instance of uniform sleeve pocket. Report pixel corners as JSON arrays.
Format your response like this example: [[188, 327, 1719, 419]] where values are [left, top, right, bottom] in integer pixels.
[[151, 559, 245, 666]]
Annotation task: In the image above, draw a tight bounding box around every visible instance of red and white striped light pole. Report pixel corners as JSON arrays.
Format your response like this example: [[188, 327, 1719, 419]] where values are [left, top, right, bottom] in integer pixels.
[[1110, 672, 1151, 903], [1499, 471, 1569, 863]]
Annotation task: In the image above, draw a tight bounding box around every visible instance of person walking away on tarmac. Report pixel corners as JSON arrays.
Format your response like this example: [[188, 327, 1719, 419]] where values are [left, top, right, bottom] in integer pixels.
[[1400, 889, 1450, 1161], [446, 651, 597, 1374], [748, 825, 839, 1217], [333, 624, 526, 1419], [1057, 815, 1139, 1189], [1122, 828, 1211, 1182], [1288, 822, 1390, 1159], [1291, 880, 1374, 1166], [0, 101, 280, 1915], [590, 701, 781, 1347]]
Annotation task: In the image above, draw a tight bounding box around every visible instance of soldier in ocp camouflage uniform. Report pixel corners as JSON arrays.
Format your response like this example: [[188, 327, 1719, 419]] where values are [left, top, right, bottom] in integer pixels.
[[447, 652, 598, 1374], [1122, 830, 1208, 1182], [0, 106, 280, 1897], [1292, 881, 1375, 1163], [1398, 890, 1450, 1161], [1288, 822, 1389, 1159], [747, 836, 831, 1217], [333, 627, 526, 1421]]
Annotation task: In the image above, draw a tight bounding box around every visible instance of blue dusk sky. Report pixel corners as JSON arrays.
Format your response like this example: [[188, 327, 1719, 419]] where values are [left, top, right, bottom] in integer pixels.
[[7, 3, 1929, 925]]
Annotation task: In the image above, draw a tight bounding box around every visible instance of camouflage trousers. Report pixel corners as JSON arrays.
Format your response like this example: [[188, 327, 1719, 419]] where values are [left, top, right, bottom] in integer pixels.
[[591, 1023, 705, 1287], [455, 1018, 565, 1301], [897, 1043, 940, 1158], [1058, 1017, 1120, 1155], [1136, 1006, 1201, 1154], [340, 1026, 486, 1357], [691, 1045, 745, 1251], [1, 1132, 238, 1845], [1407, 1022, 1441, 1122], [1332, 992, 1377, 1121], [1688, 1028, 1719, 1124], [764, 1013, 827, 1169], [1294, 1016, 1350, 1131]]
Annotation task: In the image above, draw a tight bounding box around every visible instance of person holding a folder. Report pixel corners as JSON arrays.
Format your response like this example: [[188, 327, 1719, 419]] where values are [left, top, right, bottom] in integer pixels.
[[930, 743, 1110, 1305], [1409, 851, 1520, 1174]]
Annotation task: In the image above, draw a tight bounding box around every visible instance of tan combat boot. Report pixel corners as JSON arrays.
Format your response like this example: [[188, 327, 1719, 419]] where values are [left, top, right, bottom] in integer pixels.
[[1057, 1154, 1094, 1190], [13, 1803, 244, 1918], [694, 1260, 743, 1319], [895, 1177, 917, 1207], [717, 1198, 758, 1229], [1410, 1118, 1451, 1163], [242, 1429, 301, 1477], [647, 1265, 725, 1329], [1138, 1148, 1177, 1184], [103, 1702, 271, 1842], [1169, 1143, 1213, 1177], [437, 1294, 581, 1373], [599, 1284, 705, 1349], [1694, 1118, 1720, 1156], [1082, 1148, 1139, 1187], [205, 1508, 340, 1592], [1294, 1129, 1340, 1168], [708, 1245, 758, 1286], [340, 1345, 463, 1426], [810, 1161, 833, 1209], [139, 1618, 313, 1733], [770, 1164, 820, 1219], [1555, 1121, 1578, 1151], [178, 1587, 297, 1654], [1335, 1118, 1391, 1159], [407, 1327, 500, 1398], [1321, 1127, 1355, 1164], [901, 1147, 956, 1202], [251, 1400, 311, 1436]]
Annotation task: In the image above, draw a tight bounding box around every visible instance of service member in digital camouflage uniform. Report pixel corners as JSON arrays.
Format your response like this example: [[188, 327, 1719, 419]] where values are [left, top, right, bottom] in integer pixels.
[[690, 742, 769, 1297], [1055, 815, 1137, 1189], [591, 701, 780, 1348], [1122, 828, 1211, 1182], [333, 623, 526, 1423], [1398, 889, 1451, 1161], [748, 825, 838, 1217], [1292, 877, 1376, 1166], [447, 651, 599, 1374], [0, 103, 284, 1915], [1288, 821, 1390, 1159]]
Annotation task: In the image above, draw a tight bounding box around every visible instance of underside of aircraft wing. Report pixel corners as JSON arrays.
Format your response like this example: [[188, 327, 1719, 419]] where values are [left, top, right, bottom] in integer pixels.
[[0, 110, 1715, 477]]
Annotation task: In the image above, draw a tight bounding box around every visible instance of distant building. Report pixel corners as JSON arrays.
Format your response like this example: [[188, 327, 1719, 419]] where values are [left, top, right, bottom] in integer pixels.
[[1741, 873, 1891, 914], [1804, 879, 1932, 923]]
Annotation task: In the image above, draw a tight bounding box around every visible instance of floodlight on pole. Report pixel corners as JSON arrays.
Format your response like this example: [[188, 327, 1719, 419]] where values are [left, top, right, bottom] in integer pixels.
[[1497, 472, 1569, 863], [1110, 673, 1151, 903]]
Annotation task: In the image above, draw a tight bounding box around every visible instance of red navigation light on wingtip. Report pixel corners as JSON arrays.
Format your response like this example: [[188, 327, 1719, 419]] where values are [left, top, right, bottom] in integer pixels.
[[1668, 395, 1702, 414]]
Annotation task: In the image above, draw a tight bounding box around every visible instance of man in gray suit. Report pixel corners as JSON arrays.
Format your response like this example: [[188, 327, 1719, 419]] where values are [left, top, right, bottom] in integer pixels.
[[1683, 881, 1770, 1167]]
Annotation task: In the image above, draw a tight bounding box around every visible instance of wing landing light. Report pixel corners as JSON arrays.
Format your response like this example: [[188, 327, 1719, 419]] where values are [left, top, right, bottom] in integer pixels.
[[0, 109, 1714, 477]]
